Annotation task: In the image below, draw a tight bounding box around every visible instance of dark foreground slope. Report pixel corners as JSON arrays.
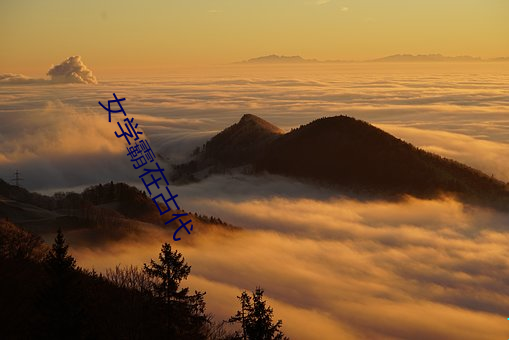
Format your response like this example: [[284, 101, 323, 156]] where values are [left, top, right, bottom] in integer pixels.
[[175, 114, 509, 209], [0, 221, 209, 340]]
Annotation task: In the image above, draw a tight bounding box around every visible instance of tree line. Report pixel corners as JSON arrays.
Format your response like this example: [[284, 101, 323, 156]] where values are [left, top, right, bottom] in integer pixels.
[[0, 222, 288, 340]]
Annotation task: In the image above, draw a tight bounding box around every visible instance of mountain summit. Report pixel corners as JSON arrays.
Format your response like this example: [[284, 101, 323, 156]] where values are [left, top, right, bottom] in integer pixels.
[[201, 114, 282, 167], [173, 114, 509, 209], [171, 114, 283, 178], [237, 113, 283, 134]]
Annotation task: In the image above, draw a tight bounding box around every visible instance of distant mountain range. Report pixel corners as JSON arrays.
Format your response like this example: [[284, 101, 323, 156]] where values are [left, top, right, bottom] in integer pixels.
[[172, 114, 509, 210], [238, 55, 320, 64], [371, 54, 482, 62], [238, 54, 509, 64]]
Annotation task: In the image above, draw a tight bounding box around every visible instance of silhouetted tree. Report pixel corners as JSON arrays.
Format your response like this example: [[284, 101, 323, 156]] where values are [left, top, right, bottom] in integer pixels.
[[229, 288, 288, 340], [144, 242, 208, 339], [1, 223, 214, 339], [39, 228, 85, 339], [45, 228, 76, 274], [105, 264, 152, 292]]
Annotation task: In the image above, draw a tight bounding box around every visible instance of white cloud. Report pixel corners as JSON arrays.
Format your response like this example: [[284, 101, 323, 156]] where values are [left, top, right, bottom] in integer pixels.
[[47, 56, 97, 84], [0, 55, 97, 84]]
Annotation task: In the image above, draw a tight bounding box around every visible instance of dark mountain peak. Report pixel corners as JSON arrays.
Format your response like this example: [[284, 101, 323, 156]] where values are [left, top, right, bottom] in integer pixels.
[[173, 114, 509, 210], [256, 116, 509, 206], [193, 114, 282, 168], [237, 114, 284, 134], [302, 115, 372, 131], [239, 113, 264, 124], [213, 113, 283, 146], [280, 115, 396, 150]]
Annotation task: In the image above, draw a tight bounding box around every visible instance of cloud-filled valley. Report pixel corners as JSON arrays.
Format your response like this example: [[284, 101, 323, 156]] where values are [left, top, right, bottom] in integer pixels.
[[2, 63, 509, 187], [70, 191, 509, 339], [2, 63, 509, 339]]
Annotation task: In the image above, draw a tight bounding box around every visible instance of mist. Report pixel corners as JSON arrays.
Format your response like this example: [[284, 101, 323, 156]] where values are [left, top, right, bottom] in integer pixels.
[[69, 190, 509, 340], [2, 63, 509, 190], [2, 63, 509, 339]]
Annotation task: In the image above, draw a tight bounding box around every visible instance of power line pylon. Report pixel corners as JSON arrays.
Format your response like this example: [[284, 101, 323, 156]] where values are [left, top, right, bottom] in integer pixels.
[[11, 169, 23, 187]]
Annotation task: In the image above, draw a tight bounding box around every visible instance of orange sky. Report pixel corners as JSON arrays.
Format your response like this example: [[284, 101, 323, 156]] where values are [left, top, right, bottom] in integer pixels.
[[1, 0, 508, 75]]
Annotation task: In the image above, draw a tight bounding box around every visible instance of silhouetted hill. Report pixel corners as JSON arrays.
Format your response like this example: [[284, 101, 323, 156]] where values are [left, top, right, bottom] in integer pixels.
[[174, 115, 509, 210], [204, 113, 282, 165], [257, 116, 509, 204], [172, 114, 283, 181], [0, 179, 55, 210], [0, 180, 164, 236], [0, 179, 156, 220], [0, 180, 238, 239]]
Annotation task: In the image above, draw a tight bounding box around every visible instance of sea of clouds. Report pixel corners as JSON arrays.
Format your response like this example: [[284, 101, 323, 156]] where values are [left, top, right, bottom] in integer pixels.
[[2, 59, 509, 339], [72, 190, 509, 339], [1, 61, 508, 189]]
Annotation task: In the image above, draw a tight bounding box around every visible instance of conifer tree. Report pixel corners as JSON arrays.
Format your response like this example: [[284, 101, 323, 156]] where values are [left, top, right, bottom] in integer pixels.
[[229, 288, 288, 340], [40, 228, 84, 339], [144, 242, 207, 339], [144, 243, 190, 303], [45, 228, 76, 274]]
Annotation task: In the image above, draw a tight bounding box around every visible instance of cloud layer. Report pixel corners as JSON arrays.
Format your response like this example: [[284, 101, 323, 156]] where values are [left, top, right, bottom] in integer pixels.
[[2, 63, 509, 339], [0, 73, 45, 84], [2, 63, 509, 190], [0, 55, 97, 84], [69, 183, 509, 340]]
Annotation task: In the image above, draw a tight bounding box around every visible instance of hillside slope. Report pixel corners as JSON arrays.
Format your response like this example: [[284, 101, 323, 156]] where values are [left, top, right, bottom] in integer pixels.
[[174, 114, 509, 209]]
